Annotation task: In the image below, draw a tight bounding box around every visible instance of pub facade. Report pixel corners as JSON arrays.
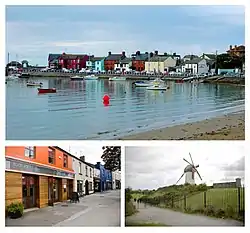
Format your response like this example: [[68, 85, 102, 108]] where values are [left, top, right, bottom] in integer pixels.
[[5, 146, 75, 209]]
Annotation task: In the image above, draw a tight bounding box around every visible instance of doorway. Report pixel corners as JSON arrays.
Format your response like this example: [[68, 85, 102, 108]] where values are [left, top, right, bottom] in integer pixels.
[[85, 180, 89, 195], [48, 177, 60, 205], [22, 175, 37, 209]]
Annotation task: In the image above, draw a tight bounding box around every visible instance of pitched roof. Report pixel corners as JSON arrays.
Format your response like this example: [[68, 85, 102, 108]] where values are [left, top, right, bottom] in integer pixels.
[[132, 53, 149, 61], [120, 57, 132, 64], [149, 56, 169, 62], [90, 57, 105, 62], [105, 54, 125, 61], [48, 54, 61, 61], [203, 53, 216, 60], [183, 55, 198, 59], [185, 58, 203, 64]]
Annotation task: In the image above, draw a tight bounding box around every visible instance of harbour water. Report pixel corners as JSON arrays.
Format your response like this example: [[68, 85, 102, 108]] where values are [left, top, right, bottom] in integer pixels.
[[6, 78, 245, 140]]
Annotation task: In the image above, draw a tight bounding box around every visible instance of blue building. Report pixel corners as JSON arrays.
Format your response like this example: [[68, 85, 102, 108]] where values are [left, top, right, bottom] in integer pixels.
[[86, 57, 105, 71], [95, 162, 112, 192]]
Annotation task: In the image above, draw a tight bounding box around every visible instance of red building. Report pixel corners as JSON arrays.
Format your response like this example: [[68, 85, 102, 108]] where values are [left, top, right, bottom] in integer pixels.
[[104, 51, 126, 71], [131, 51, 149, 71], [48, 53, 89, 70]]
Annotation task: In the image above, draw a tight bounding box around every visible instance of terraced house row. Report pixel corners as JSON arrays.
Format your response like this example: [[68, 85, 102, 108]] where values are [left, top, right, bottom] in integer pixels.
[[47, 44, 245, 73], [5, 146, 121, 210]]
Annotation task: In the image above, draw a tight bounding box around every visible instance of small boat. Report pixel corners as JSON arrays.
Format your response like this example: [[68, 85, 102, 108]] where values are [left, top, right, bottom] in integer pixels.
[[27, 82, 43, 87], [134, 81, 153, 87], [70, 75, 84, 81], [109, 76, 126, 81], [147, 85, 168, 91], [38, 88, 56, 94], [84, 74, 99, 80]]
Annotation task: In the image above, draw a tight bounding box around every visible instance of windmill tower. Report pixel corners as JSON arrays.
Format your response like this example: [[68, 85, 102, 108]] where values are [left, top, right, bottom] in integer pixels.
[[176, 153, 202, 185]]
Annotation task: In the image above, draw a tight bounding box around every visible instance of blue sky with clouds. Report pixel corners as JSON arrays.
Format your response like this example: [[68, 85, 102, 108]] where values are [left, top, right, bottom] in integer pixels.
[[6, 5, 245, 65]]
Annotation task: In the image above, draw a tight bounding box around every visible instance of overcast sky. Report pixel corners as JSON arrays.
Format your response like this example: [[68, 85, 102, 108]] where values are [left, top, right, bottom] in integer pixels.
[[6, 5, 244, 65], [125, 142, 245, 190], [58, 144, 104, 165]]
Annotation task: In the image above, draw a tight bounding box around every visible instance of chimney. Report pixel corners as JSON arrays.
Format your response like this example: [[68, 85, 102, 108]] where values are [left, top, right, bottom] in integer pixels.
[[234, 45, 237, 49], [155, 50, 158, 55], [136, 51, 140, 55], [229, 45, 232, 50], [145, 52, 148, 54], [150, 52, 154, 57], [173, 52, 176, 56], [164, 52, 168, 56], [108, 51, 111, 56], [122, 51, 126, 57], [80, 156, 85, 162]]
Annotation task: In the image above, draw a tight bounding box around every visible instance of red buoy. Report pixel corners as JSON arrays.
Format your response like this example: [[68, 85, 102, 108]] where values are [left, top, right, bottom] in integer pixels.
[[103, 94, 110, 106]]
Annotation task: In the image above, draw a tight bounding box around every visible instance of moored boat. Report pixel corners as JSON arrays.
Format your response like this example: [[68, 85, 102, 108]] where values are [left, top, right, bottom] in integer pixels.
[[27, 82, 43, 87], [84, 74, 99, 80], [134, 81, 152, 87], [70, 75, 84, 81], [38, 88, 56, 94], [109, 76, 126, 81], [147, 85, 168, 91]]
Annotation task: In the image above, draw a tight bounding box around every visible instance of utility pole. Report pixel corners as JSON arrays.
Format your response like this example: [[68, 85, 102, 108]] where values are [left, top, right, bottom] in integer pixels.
[[215, 50, 218, 74]]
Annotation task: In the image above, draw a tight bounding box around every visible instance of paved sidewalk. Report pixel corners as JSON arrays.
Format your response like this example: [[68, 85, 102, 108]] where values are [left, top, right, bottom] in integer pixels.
[[6, 190, 120, 227], [126, 202, 244, 227]]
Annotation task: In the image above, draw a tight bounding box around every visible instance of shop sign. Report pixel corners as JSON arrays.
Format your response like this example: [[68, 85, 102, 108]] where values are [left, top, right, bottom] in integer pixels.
[[6, 158, 74, 178]]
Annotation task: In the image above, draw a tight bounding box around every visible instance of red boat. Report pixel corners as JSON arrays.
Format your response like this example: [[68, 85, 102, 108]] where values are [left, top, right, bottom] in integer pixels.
[[38, 88, 56, 94]]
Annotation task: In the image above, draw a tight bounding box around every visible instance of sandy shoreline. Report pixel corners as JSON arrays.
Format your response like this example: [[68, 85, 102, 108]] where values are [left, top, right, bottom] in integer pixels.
[[120, 112, 245, 140]]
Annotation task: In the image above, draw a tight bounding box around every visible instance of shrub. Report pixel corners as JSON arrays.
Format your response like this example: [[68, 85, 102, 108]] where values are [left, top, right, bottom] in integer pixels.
[[6, 202, 24, 218], [225, 205, 235, 218], [204, 205, 215, 216], [125, 201, 137, 217], [215, 208, 226, 218]]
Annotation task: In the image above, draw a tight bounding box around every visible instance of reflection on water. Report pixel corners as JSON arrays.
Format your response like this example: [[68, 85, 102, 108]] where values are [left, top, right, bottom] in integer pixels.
[[6, 78, 245, 140]]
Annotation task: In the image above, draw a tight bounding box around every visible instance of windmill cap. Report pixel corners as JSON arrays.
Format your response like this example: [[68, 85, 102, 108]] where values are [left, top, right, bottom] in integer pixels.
[[184, 164, 196, 172]]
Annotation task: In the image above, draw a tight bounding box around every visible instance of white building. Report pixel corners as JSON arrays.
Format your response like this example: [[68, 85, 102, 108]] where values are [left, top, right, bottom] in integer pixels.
[[183, 58, 209, 74], [112, 170, 121, 190], [114, 58, 132, 72], [72, 155, 94, 196]]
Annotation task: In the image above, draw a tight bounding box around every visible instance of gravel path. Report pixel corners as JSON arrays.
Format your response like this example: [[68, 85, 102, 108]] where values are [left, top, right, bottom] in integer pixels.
[[126, 202, 244, 226]]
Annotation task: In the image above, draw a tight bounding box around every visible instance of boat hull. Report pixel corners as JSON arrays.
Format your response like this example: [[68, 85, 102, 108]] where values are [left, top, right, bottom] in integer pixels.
[[38, 88, 56, 94], [109, 77, 126, 81], [135, 83, 152, 87], [147, 86, 167, 91], [27, 83, 42, 87]]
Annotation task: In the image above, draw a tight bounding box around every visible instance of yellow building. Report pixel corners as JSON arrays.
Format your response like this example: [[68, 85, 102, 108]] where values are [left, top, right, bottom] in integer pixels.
[[145, 56, 177, 73]]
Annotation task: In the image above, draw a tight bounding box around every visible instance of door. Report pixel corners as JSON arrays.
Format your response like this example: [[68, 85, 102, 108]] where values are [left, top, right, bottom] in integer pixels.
[[85, 180, 89, 195], [22, 175, 37, 209]]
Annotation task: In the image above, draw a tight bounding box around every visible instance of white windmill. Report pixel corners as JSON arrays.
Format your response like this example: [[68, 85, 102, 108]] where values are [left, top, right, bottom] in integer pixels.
[[176, 152, 202, 185]]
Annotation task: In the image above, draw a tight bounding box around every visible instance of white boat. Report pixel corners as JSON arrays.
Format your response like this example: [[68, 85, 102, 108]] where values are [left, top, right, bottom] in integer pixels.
[[27, 82, 43, 87], [183, 76, 194, 81], [70, 75, 84, 81], [147, 85, 168, 91], [84, 75, 99, 80], [134, 81, 152, 87], [109, 76, 126, 81]]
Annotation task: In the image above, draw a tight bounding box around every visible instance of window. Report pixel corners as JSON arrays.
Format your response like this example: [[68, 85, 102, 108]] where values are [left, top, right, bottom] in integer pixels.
[[90, 168, 92, 178], [79, 162, 82, 174], [48, 147, 55, 164], [24, 146, 35, 158], [63, 154, 68, 168], [85, 166, 88, 176]]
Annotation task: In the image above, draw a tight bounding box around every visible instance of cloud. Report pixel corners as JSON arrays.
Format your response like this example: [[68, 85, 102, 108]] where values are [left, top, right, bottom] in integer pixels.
[[5, 6, 245, 65]]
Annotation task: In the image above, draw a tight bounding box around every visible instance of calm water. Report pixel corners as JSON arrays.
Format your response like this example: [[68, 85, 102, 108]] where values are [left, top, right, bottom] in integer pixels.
[[6, 78, 245, 140]]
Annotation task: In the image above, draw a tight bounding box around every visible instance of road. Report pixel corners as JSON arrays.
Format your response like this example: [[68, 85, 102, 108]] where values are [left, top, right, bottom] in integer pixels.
[[55, 190, 121, 226], [126, 202, 244, 226], [6, 190, 120, 227]]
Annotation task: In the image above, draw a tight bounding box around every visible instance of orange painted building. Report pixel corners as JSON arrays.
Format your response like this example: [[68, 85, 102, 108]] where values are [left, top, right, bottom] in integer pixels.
[[227, 45, 245, 58], [5, 146, 75, 209]]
